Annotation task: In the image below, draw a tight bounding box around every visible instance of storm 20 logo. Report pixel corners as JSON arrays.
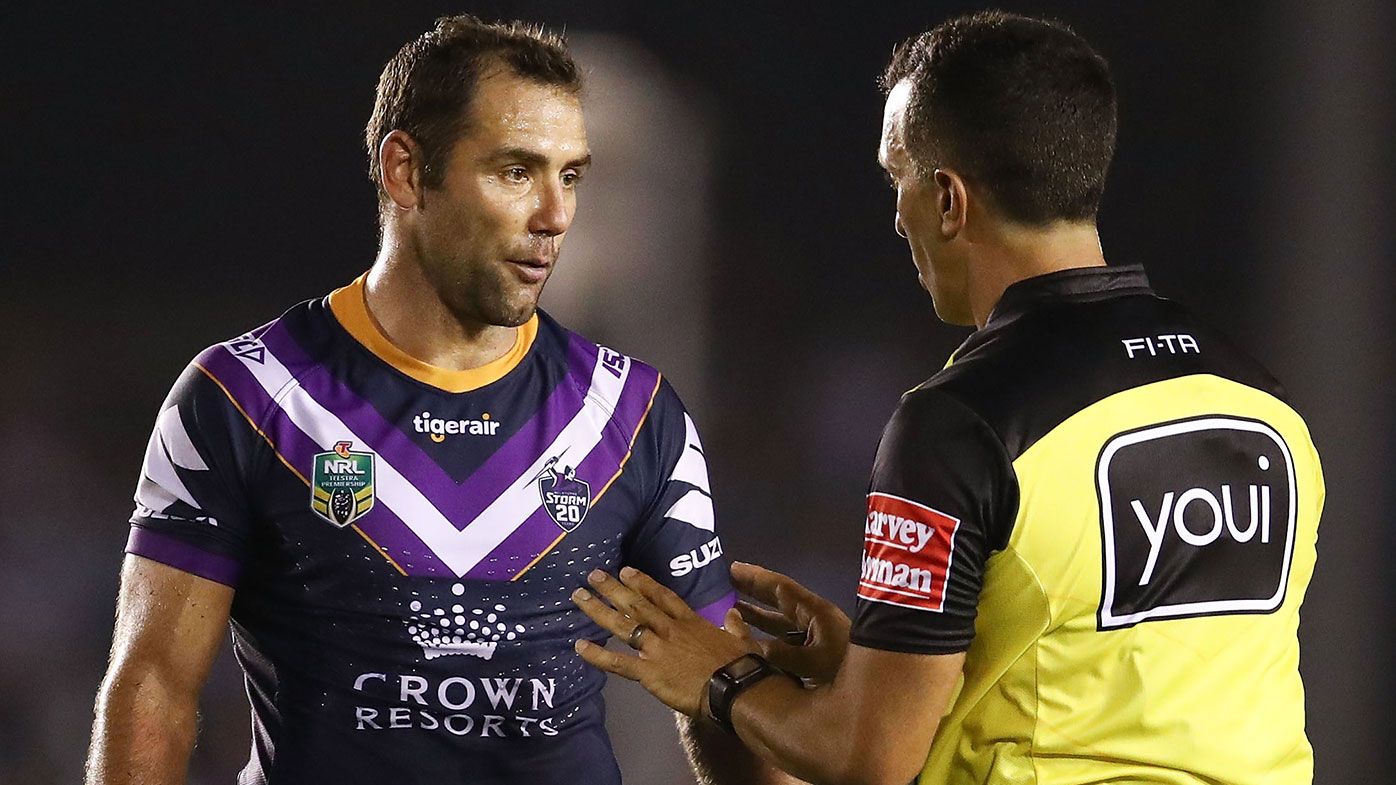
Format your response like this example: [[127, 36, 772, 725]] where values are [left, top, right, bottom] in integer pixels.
[[535, 456, 590, 532], [1096, 416, 1297, 630]]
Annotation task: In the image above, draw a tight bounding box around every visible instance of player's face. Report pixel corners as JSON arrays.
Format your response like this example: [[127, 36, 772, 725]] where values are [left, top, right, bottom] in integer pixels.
[[415, 71, 591, 328], [878, 82, 972, 325]]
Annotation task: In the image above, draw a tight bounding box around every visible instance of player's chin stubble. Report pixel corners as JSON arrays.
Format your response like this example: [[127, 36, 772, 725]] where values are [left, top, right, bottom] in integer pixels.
[[444, 268, 541, 330]]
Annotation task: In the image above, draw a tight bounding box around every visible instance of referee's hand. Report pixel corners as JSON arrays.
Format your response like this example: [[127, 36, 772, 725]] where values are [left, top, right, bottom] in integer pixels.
[[730, 562, 850, 686]]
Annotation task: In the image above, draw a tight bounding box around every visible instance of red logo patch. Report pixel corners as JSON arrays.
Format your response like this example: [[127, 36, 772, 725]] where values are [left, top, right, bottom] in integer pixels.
[[857, 492, 961, 612]]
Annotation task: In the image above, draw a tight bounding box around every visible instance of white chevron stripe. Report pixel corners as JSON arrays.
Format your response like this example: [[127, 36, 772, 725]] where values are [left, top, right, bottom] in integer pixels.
[[158, 405, 209, 471], [229, 337, 627, 577], [664, 490, 715, 532], [450, 359, 628, 571], [662, 413, 715, 530], [671, 413, 711, 493], [135, 406, 208, 518]]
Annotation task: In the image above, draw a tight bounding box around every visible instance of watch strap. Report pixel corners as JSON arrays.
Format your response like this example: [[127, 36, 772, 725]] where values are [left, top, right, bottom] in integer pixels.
[[706, 653, 776, 734]]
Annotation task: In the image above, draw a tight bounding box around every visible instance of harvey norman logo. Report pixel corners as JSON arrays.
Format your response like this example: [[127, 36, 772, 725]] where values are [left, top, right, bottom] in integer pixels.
[[414, 411, 501, 443], [858, 493, 961, 613], [1097, 416, 1297, 630]]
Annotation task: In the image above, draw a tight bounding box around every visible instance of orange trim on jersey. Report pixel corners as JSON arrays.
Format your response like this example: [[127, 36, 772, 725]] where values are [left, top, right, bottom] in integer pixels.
[[194, 362, 310, 486], [328, 273, 537, 393], [350, 525, 409, 576], [194, 362, 408, 577], [509, 372, 666, 581]]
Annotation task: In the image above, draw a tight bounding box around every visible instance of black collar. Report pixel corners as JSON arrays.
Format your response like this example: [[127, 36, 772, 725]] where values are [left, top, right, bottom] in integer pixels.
[[985, 264, 1152, 328]]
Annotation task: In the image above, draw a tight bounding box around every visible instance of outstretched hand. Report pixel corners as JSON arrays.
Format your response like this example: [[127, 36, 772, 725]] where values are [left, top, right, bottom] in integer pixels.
[[730, 561, 851, 686], [571, 567, 758, 718]]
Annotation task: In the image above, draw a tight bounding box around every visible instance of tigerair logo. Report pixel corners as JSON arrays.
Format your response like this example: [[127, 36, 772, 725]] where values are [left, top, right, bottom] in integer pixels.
[[414, 411, 501, 443]]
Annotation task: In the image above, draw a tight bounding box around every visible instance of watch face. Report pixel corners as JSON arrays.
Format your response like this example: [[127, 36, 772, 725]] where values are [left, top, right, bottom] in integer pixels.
[[726, 656, 763, 680]]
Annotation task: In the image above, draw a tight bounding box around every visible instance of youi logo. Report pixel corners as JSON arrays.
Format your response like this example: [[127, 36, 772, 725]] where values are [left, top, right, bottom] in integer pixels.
[[1096, 416, 1297, 630]]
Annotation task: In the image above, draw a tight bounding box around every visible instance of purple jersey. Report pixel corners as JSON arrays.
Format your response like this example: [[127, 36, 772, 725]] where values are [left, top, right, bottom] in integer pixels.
[[127, 275, 734, 784]]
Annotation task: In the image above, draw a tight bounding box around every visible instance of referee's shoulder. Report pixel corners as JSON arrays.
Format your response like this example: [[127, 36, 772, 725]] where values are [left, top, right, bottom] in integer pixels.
[[908, 292, 1290, 458]]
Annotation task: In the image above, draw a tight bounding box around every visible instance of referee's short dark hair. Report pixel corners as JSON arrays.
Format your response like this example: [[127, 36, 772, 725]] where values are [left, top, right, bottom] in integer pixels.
[[882, 10, 1117, 224], [366, 15, 583, 204]]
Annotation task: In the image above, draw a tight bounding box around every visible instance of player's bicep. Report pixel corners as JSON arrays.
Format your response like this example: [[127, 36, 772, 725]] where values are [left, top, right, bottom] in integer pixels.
[[107, 554, 234, 698]]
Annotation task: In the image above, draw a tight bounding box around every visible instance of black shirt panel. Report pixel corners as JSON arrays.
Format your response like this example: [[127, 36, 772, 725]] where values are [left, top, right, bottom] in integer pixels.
[[938, 265, 1287, 462], [850, 389, 1018, 655], [850, 264, 1287, 657]]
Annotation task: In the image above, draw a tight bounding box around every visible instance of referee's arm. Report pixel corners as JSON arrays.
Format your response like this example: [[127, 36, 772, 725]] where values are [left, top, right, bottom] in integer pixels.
[[730, 645, 963, 785], [733, 390, 1005, 784]]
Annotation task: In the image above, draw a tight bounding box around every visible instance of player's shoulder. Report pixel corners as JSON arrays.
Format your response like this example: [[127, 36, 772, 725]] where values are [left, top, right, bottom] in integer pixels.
[[539, 309, 680, 410], [188, 297, 327, 370], [177, 297, 330, 423]]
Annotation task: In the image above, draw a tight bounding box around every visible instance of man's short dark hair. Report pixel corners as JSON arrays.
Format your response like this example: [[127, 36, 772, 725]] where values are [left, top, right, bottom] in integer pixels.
[[882, 10, 1117, 224], [366, 15, 582, 202]]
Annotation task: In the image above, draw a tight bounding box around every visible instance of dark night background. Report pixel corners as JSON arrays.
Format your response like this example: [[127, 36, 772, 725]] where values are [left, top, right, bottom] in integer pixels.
[[3, 1, 1392, 783]]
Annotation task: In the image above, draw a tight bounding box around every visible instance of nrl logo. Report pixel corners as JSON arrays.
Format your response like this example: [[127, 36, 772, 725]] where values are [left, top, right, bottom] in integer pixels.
[[535, 455, 590, 532], [311, 440, 375, 527]]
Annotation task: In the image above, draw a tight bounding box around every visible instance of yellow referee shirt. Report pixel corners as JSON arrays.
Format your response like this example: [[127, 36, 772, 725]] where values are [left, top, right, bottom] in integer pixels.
[[851, 265, 1321, 784]]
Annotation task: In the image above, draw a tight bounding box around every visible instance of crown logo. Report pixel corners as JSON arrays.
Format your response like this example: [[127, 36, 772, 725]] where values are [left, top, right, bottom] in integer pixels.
[[406, 585, 525, 661]]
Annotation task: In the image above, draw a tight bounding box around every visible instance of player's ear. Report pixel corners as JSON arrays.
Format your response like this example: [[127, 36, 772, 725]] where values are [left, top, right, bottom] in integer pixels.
[[933, 168, 968, 240], [379, 130, 425, 212]]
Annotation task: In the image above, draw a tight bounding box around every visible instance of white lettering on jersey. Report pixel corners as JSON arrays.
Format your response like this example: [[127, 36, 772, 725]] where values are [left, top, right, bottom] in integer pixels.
[[864, 509, 938, 553], [352, 672, 560, 738], [1130, 481, 1273, 586], [669, 536, 723, 576], [1122, 334, 1201, 359], [857, 493, 961, 613], [413, 411, 501, 443]]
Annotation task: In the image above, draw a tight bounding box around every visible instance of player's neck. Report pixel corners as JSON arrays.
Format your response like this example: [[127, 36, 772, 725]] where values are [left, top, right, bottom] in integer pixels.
[[363, 244, 520, 373], [968, 220, 1106, 328]]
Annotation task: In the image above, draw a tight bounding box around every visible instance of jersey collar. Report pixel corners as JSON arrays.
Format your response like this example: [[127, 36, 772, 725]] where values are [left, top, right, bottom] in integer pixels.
[[985, 264, 1153, 327], [327, 273, 538, 393]]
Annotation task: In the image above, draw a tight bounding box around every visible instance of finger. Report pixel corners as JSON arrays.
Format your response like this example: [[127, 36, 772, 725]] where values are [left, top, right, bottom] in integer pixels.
[[723, 606, 754, 643], [575, 639, 644, 681], [757, 639, 823, 676], [618, 566, 693, 620], [729, 561, 788, 606], [731, 558, 776, 600], [736, 600, 799, 637], [587, 570, 670, 630], [571, 587, 635, 638], [772, 580, 832, 631]]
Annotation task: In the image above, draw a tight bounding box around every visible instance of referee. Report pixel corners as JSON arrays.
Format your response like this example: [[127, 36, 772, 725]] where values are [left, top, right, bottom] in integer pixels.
[[569, 10, 1323, 785]]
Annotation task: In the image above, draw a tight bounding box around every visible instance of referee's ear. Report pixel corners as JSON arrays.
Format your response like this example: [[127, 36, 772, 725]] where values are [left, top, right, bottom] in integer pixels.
[[933, 167, 969, 240], [379, 130, 426, 212]]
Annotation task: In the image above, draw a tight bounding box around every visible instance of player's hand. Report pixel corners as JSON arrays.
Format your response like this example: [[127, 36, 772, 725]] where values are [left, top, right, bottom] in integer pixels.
[[571, 567, 757, 718], [730, 561, 850, 686]]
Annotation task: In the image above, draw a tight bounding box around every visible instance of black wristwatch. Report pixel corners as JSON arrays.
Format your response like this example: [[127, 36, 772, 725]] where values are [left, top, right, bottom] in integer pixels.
[[705, 653, 777, 734]]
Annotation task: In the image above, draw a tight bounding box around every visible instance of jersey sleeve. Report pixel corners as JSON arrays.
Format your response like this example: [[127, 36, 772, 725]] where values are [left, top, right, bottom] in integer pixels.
[[621, 380, 735, 626], [850, 387, 1018, 655], [126, 351, 262, 587]]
